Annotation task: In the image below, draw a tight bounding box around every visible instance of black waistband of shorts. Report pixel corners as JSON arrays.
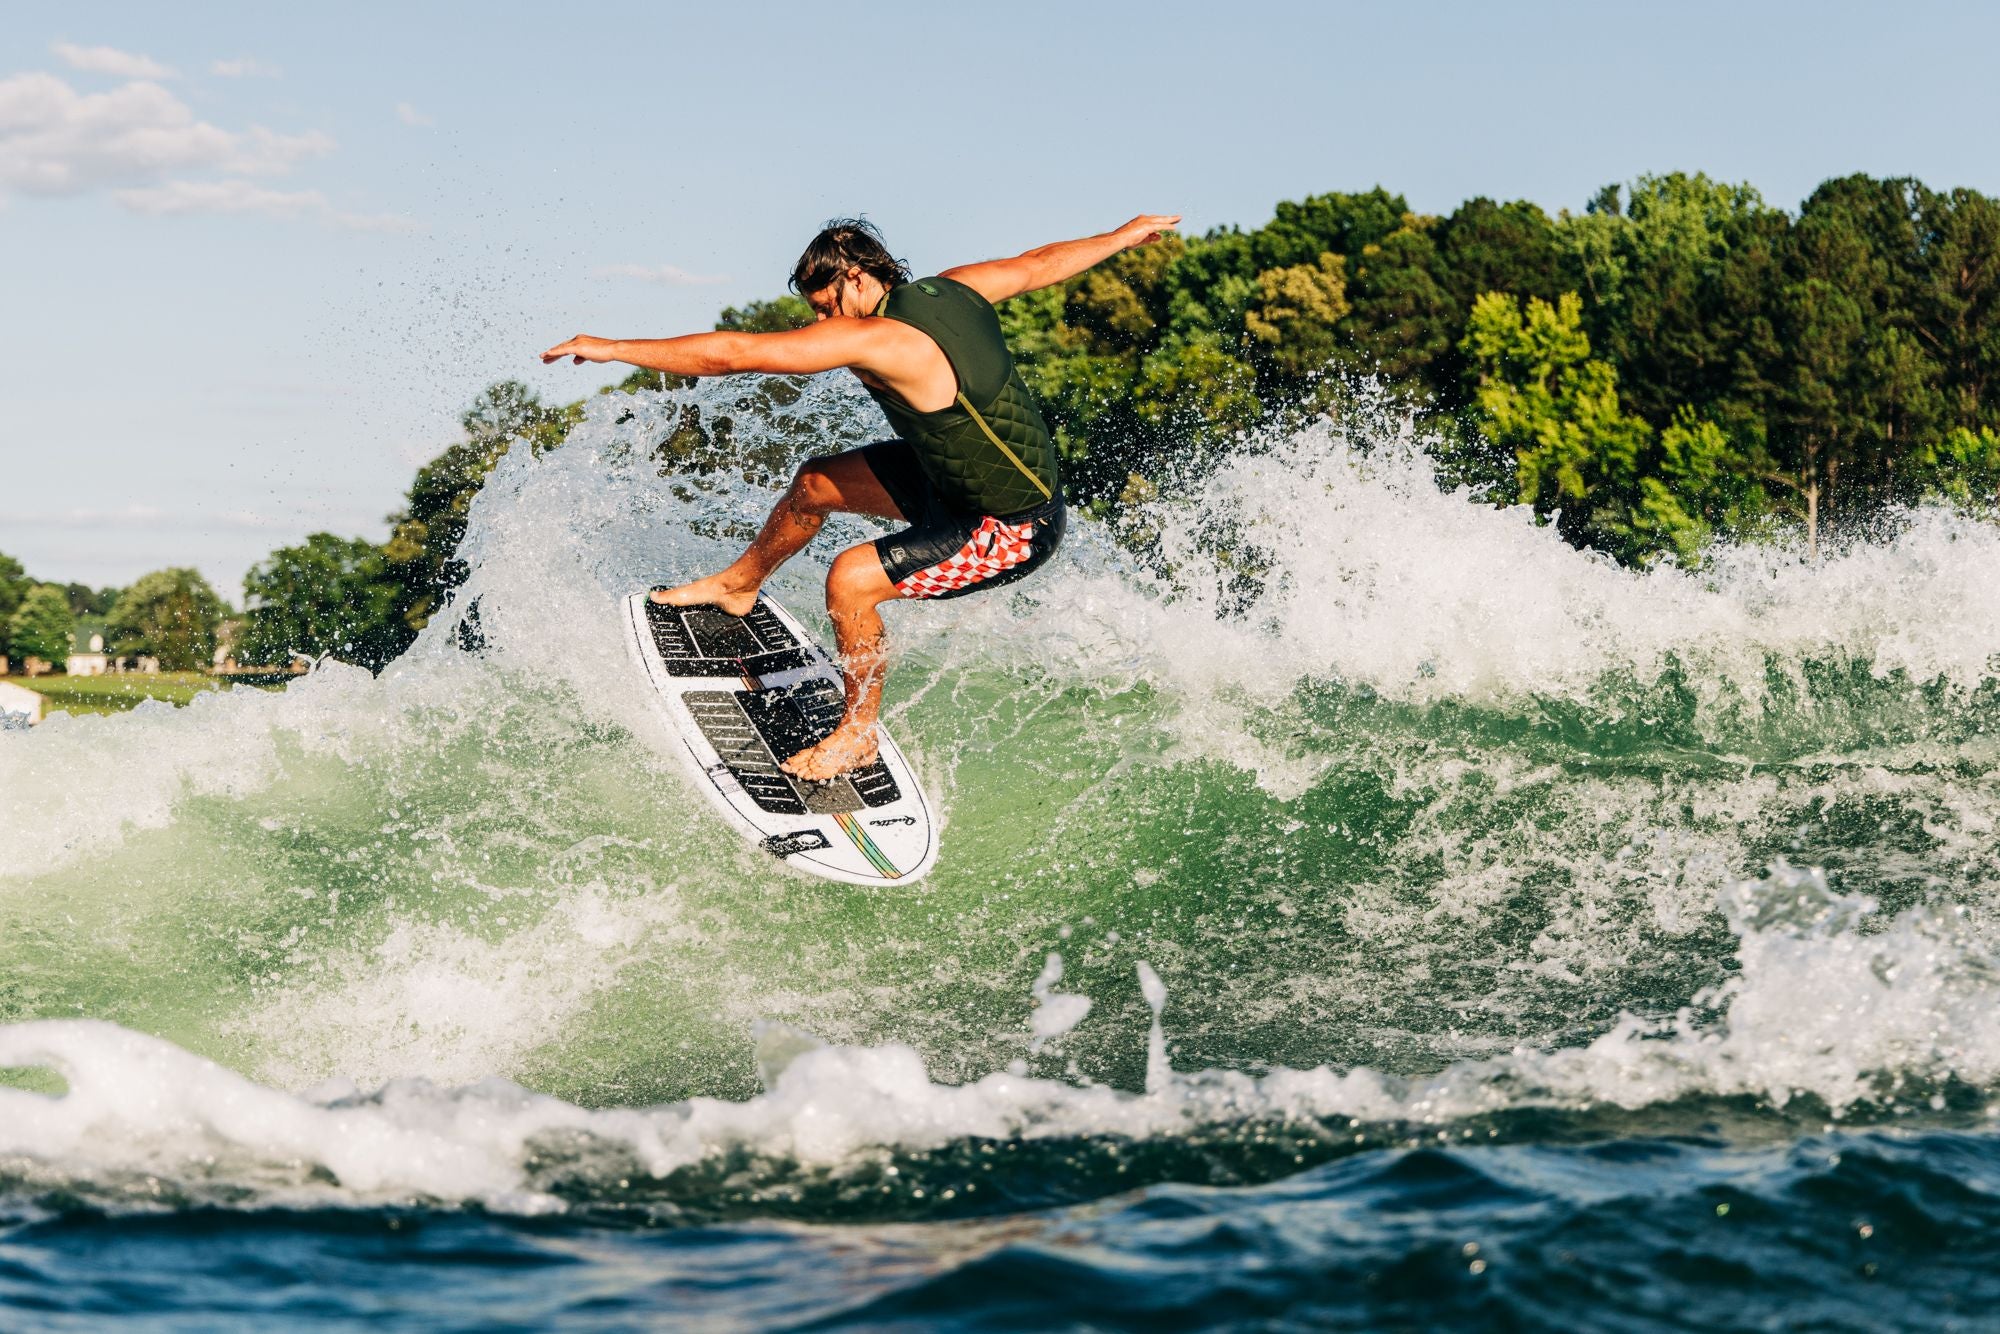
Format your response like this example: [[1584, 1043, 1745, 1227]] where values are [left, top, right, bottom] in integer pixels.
[[995, 494, 1065, 525]]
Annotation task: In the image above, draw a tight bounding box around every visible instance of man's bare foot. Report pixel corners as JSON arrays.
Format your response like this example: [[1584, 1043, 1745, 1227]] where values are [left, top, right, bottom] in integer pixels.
[[650, 571, 759, 617], [781, 723, 880, 781]]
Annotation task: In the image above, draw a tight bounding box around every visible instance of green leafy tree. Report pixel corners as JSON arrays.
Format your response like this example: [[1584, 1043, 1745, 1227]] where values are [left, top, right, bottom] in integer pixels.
[[1910, 186, 2000, 432], [383, 440, 502, 633], [1910, 426, 2000, 509], [334, 174, 2000, 575], [8, 585, 74, 668], [1464, 292, 1650, 529], [0, 552, 28, 657], [1768, 267, 1862, 552], [1137, 332, 1262, 436], [1162, 230, 1258, 337], [1244, 253, 1350, 379], [1063, 237, 1186, 352], [1705, 204, 1792, 453], [58, 582, 122, 616], [1252, 188, 1409, 270], [716, 297, 812, 332], [241, 534, 408, 671], [1341, 224, 1458, 388], [1559, 174, 1780, 427], [1067, 266, 1156, 345], [105, 569, 226, 670], [458, 378, 578, 456], [1625, 411, 1769, 563], [1460, 291, 1732, 560], [1765, 180, 1945, 554], [1436, 197, 1566, 310]]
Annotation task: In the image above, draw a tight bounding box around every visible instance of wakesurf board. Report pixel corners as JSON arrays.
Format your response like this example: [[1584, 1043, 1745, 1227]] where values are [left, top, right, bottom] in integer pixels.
[[621, 590, 938, 886]]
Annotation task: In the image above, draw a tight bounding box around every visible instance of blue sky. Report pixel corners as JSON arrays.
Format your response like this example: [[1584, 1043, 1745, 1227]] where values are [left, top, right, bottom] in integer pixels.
[[6, 0, 1999, 596]]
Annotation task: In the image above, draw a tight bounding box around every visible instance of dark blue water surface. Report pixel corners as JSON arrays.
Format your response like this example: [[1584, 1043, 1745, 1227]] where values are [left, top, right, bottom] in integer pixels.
[[5, 1126, 1996, 1331]]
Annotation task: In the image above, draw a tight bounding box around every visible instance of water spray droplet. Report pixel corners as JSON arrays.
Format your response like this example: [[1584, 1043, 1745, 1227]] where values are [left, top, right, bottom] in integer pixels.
[[1137, 961, 1169, 1094]]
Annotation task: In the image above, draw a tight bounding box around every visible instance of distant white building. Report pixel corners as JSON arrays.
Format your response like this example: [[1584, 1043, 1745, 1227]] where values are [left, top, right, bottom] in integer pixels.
[[66, 627, 110, 677], [58, 620, 161, 675], [0, 680, 42, 728]]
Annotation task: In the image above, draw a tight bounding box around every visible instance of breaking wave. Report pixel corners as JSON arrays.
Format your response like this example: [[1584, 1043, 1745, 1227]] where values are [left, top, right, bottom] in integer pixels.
[[3, 376, 1999, 1226]]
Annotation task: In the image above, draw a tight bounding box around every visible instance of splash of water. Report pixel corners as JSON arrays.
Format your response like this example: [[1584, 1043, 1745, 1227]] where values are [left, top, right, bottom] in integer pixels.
[[1, 375, 1996, 1216], [3, 859, 1995, 1219]]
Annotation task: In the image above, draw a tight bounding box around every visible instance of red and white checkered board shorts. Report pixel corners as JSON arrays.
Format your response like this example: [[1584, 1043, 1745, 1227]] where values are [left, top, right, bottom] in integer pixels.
[[893, 515, 1038, 599]]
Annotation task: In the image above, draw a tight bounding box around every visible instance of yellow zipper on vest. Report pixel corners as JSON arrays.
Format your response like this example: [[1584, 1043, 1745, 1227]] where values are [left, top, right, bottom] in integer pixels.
[[954, 392, 1053, 502]]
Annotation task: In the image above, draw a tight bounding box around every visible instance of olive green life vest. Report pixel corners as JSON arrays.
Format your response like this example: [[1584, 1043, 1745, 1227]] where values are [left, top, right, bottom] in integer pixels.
[[865, 276, 1060, 517]]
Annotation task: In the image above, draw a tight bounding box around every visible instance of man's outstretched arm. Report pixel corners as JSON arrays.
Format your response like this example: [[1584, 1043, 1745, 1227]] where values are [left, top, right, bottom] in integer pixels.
[[940, 214, 1182, 305], [541, 318, 886, 376]]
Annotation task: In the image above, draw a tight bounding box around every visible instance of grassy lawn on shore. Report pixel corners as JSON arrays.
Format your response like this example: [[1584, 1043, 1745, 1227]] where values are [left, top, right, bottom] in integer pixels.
[[9, 672, 251, 716]]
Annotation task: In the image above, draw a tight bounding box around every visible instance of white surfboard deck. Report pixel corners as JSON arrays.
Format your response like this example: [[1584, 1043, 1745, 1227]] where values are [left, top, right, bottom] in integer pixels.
[[621, 590, 938, 886]]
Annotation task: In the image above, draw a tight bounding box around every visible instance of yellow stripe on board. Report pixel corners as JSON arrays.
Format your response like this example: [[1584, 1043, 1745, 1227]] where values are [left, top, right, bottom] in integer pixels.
[[833, 812, 900, 879]]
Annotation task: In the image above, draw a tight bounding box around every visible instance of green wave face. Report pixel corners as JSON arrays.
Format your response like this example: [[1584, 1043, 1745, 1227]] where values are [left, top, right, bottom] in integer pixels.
[[4, 377, 1999, 1153]]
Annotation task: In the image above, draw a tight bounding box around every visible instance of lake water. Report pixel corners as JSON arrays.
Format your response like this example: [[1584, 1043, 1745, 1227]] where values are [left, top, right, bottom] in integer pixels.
[[4, 381, 1997, 1329]]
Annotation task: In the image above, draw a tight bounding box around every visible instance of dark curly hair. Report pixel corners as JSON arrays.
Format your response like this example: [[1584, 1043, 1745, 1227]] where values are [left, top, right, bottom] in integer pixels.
[[789, 217, 911, 296]]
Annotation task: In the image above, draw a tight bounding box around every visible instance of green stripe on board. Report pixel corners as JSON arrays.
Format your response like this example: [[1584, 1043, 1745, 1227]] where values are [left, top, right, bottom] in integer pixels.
[[834, 812, 900, 879]]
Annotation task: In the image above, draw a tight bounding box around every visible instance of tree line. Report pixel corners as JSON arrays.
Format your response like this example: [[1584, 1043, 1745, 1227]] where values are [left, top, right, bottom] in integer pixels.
[[12, 172, 1996, 678], [0, 558, 225, 673], [997, 172, 1998, 563]]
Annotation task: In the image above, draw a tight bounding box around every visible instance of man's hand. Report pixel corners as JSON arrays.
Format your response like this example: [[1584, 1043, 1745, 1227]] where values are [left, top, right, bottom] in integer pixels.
[[1114, 214, 1183, 250], [541, 335, 618, 365]]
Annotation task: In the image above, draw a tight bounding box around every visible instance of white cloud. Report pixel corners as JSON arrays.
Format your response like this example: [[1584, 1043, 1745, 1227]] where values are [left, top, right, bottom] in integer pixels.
[[210, 57, 280, 79], [229, 124, 337, 173], [0, 66, 413, 232], [113, 178, 420, 233], [593, 262, 729, 286], [395, 101, 434, 128], [0, 70, 332, 198], [51, 41, 177, 81], [115, 179, 329, 219]]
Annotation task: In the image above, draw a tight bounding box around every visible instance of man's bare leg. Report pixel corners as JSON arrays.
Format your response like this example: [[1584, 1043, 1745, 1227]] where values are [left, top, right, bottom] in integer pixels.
[[781, 542, 899, 780], [653, 451, 901, 616]]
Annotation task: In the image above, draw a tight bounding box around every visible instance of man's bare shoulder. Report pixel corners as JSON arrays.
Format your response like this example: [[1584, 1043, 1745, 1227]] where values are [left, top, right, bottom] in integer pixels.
[[851, 308, 956, 410]]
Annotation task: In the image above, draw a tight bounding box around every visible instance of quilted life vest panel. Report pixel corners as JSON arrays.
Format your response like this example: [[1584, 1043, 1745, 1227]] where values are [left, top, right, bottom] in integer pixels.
[[866, 277, 1060, 517]]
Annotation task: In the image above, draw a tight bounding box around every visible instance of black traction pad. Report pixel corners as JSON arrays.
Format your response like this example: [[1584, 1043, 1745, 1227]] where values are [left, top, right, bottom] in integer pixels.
[[646, 598, 815, 678], [680, 678, 902, 817]]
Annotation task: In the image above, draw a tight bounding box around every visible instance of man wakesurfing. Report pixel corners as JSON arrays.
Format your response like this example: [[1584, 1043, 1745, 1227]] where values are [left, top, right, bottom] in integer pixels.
[[542, 213, 1180, 779]]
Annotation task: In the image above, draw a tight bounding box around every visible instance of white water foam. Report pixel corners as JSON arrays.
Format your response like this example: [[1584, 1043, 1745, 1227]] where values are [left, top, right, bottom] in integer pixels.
[[1027, 953, 1092, 1051], [0, 665, 348, 882], [984, 419, 2000, 714], [410, 375, 2000, 741], [231, 881, 689, 1091], [4, 864, 1995, 1217], [3, 377, 1998, 1185], [8, 380, 1997, 876]]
